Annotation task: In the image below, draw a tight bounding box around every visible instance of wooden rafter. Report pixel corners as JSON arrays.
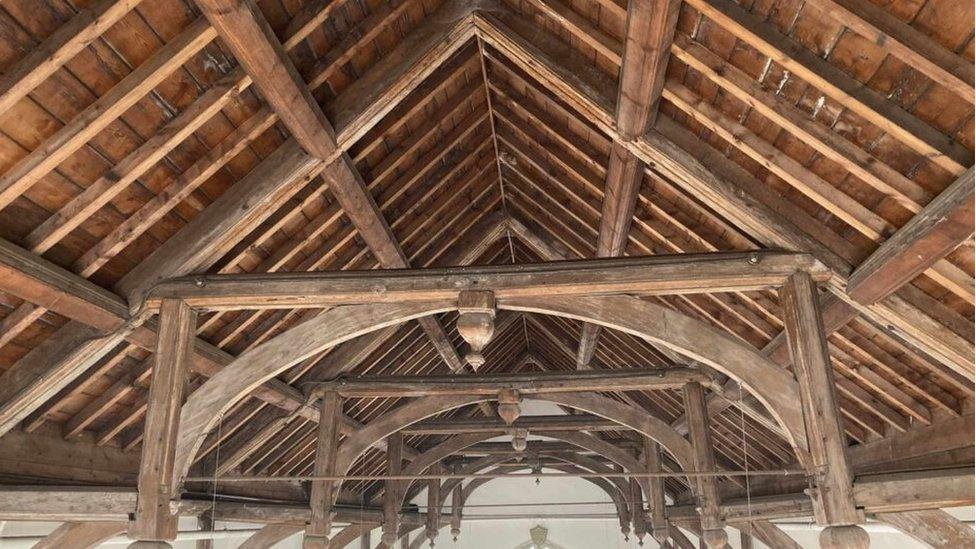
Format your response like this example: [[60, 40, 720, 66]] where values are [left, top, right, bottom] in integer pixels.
[[194, 0, 470, 375], [473, 0, 974, 377], [0, 0, 969, 533], [847, 168, 975, 306], [575, 0, 679, 368]]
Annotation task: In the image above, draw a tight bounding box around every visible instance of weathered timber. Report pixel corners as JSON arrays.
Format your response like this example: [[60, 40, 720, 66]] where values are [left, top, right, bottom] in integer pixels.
[[146, 251, 828, 310], [847, 167, 975, 306], [401, 414, 620, 434], [382, 432, 404, 545], [645, 438, 669, 543], [130, 299, 196, 542], [33, 521, 127, 549], [780, 273, 863, 532], [876, 509, 976, 548], [683, 382, 726, 548], [315, 367, 709, 397], [305, 391, 342, 547]]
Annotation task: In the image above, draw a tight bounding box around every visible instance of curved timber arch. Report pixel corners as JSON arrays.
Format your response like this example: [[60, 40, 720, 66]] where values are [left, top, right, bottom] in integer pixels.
[[458, 464, 630, 524], [173, 300, 456, 483], [395, 432, 499, 510], [394, 427, 659, 510], [338, 393, 696, 509], [336, 393, 696, 480], [498, 295, 809, 460], [414, 462, 633, 549], [175, 292, 812, 486]]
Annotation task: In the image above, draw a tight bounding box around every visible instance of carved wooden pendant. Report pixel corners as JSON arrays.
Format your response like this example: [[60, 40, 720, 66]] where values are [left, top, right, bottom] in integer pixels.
[[497, 388, 522, 424], [456, 290, 496, 370], [511, 427, 529, 452]]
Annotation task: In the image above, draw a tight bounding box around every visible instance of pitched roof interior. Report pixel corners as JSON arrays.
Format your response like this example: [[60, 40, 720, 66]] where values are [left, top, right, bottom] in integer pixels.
[[0, 0, 971, 529]]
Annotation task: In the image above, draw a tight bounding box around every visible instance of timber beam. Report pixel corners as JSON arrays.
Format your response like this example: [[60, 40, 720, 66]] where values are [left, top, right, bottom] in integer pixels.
[[847, 167, 975, 305], [575, 0, 681, 368], [402, 414, 621, 434], [146, 251, 829, 310], [192, 0, 473, 377], [470, 0, 974, 375], [305, 391, 342, 548], [0, 467, 968, 524], [312, 367, 710, 398]]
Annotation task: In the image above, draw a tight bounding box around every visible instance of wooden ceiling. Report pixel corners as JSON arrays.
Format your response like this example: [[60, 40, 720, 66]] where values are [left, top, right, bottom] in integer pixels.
[[0, 0, 971, 515]]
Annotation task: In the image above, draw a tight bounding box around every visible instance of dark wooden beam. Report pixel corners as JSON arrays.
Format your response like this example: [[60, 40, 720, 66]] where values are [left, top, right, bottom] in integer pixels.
[[781, 273, 866, 546], [426, 463, 442, 545], [315, 367, 709, 398], [683, 382, 726, 548], [849, 412, 974, 473], [615, 0, 680, 137], [644, 437, 669, 544], [382, 432, 404, 545], [748, 521, 801, 549], [238, 524, 304, 549], [576, 0, 679, 367], [402, 414, 620, 434], [193, 0, 471, 374], [847, 168, 975, 305], [305, 391, 342, 548], [129, 299, 196, 542], [147, 251, 828, 310], [576, 142, 643, 368], [194, 0, 338, 161], [34, 522, 127, 549], [115, 140, 320, 304]]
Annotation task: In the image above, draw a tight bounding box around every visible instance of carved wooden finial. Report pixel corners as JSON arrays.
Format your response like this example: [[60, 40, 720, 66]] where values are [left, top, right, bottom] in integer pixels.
[[819, 525, 870, 549], [701, 528, 728, 548], [511, 427, 528, 452], [456, 290, 496, 369], [497, 388, 521, 424]]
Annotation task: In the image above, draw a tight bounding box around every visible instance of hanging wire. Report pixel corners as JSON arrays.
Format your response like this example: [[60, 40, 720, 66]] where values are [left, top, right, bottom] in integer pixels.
[[210, 410, 224, 535]]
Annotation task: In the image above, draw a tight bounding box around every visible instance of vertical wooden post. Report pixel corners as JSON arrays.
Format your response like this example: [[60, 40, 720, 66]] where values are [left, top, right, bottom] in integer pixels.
[[426, 463, 441, 547], [381, 432, 404, 546], [780, 272, 869, 549], [683, 382, 727, 548], [399, 531, 410, 548], [359, 529, 370, 549], [644, 437, 670, 544], [739, 526, 754, 549], [305, 390, 342, 549], [629, 477, 647, 545], [129, 299, 196, 546], [196, 515, 213, 549], [450, 464, 463, 541]]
